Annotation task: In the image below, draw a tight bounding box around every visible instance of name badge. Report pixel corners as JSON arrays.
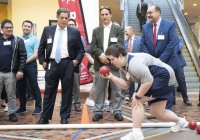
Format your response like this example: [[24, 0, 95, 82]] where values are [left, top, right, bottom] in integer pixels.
[[47, 38, 52, 44], [4, 41, 11, 46], [110, 37, 118, 42], [126, 72, 130, 80], [157, 35, 165, 40], [24, 39, 30, 43]]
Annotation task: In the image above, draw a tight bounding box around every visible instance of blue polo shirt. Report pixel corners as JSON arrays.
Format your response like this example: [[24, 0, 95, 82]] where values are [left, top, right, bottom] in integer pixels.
[[0, 35, 14, 72], [20, 34, 39, 58]]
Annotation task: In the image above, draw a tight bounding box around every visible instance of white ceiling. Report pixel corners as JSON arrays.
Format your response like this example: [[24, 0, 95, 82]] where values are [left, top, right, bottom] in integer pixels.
[[183, 0, 200, 23]]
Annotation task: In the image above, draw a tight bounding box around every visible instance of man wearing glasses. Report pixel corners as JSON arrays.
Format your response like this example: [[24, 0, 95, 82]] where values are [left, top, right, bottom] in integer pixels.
[[140, 5, 191, 110], [0, 19, 27, 122]]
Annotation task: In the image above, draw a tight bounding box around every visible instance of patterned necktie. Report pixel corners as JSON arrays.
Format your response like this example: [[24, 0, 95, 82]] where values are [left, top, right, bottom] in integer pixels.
[[128, 38, 133, 52], [55, 29, 64, 63], [153, 23, 157, 46]]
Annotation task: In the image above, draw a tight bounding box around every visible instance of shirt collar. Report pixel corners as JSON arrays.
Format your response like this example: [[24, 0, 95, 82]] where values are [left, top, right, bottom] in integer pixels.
[[103, 22, 112, 28], [154, 17, 162, 27], [23, 33, 32, 39], [56, 25, 67, 31]]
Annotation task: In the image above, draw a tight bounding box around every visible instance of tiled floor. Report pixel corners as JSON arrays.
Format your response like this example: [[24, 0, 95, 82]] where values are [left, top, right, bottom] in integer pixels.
[[0, 88, 200, 140]]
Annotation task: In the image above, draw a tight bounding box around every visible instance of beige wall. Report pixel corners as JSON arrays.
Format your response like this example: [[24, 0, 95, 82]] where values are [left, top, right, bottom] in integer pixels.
[[0, 3, 7, 22], [8, 0, 59, 38]]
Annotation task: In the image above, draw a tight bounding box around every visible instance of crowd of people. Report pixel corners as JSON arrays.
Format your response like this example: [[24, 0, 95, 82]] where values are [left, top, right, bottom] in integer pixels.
[[0, 1, 195, 139]]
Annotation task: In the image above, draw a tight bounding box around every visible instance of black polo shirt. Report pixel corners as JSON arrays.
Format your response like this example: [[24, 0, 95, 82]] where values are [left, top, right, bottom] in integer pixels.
[[0, 35, 14, 72]]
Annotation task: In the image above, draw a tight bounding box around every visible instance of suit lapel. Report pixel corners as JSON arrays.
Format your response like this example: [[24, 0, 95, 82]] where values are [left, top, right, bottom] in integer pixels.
[[99, 26, 104, 47], [108, 24, 116, 45], [155, 19, 165, 50]]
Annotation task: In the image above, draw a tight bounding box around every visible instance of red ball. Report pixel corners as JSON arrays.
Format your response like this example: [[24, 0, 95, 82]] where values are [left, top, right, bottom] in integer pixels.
[[196, 125, 200, 134], [99, 66, 110, 76], [188, 120, 197, 130]]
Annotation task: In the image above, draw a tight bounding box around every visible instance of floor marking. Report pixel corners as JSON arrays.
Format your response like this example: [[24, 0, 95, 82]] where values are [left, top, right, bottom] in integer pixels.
[[0, 134, 47, 140], [82, 129, 130, 140]]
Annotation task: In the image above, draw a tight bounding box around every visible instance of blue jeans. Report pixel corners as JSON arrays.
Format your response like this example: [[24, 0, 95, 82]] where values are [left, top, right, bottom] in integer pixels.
[[17, 61, 42, 109]]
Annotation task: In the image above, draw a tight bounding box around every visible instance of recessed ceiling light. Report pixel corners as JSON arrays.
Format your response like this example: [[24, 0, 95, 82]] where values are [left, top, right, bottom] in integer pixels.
[[184, 13, 188, 15], [193, 3, 197, 6]]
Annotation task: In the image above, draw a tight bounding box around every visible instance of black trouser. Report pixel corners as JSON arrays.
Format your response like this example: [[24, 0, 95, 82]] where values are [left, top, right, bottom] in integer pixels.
[[41, 58, 74, 120]]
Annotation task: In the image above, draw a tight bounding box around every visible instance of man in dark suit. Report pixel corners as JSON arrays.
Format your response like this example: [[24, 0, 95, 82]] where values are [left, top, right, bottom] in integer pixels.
[[174, 37, 192, 105], [141, 5, 179, 110], [123, 26, 141, 101], [37, 8, 85, 124], [136, 0, 148, 32], [91, 6, 124, 121]]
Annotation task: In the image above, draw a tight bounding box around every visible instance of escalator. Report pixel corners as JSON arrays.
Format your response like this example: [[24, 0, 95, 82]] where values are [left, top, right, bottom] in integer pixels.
[[127, 0, 200, 92]]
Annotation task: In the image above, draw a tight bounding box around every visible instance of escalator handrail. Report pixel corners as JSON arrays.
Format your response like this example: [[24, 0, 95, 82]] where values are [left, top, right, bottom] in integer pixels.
[[168, 0, 200, 77]]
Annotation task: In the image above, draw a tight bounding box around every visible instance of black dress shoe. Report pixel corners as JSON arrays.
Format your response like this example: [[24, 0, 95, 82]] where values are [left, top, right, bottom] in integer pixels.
[[26, 96, 34, 101], [75, 106, 81, 112], [37, 118, 49, 124], [114, 113, 123, 121], [184, 100, 192, 106], [92, 114, 103, 121], [60, 118, 68, 124], [9, 113, 18, 122]]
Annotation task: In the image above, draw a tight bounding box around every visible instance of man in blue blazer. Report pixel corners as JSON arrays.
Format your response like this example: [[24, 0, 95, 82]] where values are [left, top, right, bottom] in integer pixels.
[[123, 26, 141, 101], [174, 37, 192, 105], [141, 5, 179, 110], [37, 8, 85, 124]]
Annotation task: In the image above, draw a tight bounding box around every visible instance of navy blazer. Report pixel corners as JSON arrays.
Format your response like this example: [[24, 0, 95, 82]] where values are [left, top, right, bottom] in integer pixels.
[[124, 36, 141, 53], [38, 25, 85, 69], [176, 37, 186, 67], [141, 19, 179, 70]]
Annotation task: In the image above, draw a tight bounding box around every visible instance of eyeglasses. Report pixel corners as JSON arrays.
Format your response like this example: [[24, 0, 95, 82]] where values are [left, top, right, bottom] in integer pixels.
[[3, 27, 13, 30], [146, 11, 158, 15]]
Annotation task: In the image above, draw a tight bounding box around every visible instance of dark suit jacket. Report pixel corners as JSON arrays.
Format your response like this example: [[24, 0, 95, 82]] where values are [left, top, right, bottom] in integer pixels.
[[141, 19, 179, 70], [136, 2, 148, 18], [91, 24, 124, 71], [176, 36, 186, 67], [38, 25, 85, 72], [124, 36, 141, 53]]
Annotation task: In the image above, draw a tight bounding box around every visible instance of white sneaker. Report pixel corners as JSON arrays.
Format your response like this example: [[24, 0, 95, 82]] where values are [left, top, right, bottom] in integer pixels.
[[170, 117, 188, 132], [120, 131, 144, 140], [104, 100, 110, 106], [4, 105, 8, 112], [85, 98, 95, 107]]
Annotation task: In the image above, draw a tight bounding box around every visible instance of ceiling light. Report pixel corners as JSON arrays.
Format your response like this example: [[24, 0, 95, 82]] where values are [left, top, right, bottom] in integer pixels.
[[193, 3, 197, 6], [184, 13, 188, 15]]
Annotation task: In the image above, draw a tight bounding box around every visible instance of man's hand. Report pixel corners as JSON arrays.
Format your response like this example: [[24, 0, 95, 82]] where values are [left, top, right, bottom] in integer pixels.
[[42, 62, 47, 70], [99, 53, 110, 64], [73, 60, 79, 67], [16, 71, 24, 80]]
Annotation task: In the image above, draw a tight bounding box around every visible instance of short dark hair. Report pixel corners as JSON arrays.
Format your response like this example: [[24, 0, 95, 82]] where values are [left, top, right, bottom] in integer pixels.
[[154, 5, 161, 13], [100, 6, 112, 14], [22, 20, 33, 27], [1, 19, 13, 28], [57, 8, 70, 17], [68, 18, 77, 26], [105, 43, 127, 57]]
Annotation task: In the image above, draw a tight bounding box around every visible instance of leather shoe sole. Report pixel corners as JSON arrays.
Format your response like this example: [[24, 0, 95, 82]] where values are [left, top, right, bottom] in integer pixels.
[[60, 118, 68, 124], [114, 113, 123, 121], [92, 114, 103, 121], [75, 106, 81, 112], [37, 118, 49, 124], [184, 100, 192, 106]]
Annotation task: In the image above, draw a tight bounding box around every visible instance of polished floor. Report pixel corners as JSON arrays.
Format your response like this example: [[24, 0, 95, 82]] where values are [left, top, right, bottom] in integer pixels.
[[0, 87, 200, 140]]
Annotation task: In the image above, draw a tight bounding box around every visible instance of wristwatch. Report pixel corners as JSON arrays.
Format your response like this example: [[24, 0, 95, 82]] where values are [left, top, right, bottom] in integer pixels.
[[135, 95, 142, 100]]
